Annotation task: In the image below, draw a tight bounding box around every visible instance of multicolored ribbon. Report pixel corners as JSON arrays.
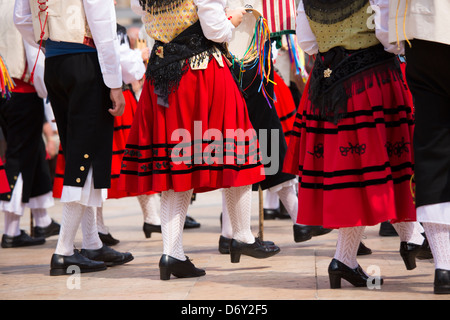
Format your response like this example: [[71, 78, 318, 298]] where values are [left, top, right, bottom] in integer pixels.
[[0, 55, 15, 100], [231, 14, 276, 108]]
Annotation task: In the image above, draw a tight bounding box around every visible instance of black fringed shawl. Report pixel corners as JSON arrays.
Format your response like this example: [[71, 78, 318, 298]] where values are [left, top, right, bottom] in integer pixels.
[[303, 0, 402, 124], [303, 0, 369, 24], [308, 45, 401, 124], [145, 21, 225, 107], [139, 0, 185, 14]]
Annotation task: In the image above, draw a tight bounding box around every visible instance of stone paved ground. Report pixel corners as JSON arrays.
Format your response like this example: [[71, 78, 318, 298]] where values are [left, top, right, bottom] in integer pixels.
[[1, 190, 448, 303]]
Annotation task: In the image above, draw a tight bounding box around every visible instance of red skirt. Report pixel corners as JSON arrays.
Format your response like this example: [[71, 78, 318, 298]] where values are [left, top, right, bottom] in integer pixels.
[[273, 71, 297, 146], [0, 158, 10, 194], [283, 63, 416, 229], [119, 57, 265, 194], [52, 89, 155, 199]]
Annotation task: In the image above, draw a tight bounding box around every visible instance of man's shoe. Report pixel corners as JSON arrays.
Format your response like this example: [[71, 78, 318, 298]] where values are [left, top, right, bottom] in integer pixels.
[[1, 230, 45, 248], [34, 219, 60, 238], [50, 249, 107, 276], [80, 245, 134, 267]]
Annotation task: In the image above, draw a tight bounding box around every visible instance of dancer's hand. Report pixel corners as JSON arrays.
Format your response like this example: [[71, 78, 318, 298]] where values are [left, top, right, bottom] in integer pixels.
[[109, 88, 126, 117], [226, 7, 247, 28]]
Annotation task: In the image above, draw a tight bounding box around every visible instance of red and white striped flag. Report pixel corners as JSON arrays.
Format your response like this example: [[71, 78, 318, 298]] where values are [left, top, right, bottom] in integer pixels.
[[262, 0, 297, 35]]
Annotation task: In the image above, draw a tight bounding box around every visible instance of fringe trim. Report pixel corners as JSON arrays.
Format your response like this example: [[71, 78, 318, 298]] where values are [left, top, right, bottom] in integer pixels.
[[303, 0, 369, 24], [139, 0, 185, 15], [308, 45, 402, 124]]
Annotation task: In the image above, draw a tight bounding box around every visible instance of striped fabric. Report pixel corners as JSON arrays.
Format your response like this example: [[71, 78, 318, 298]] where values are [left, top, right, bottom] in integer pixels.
[[262, 0, 297, 35]]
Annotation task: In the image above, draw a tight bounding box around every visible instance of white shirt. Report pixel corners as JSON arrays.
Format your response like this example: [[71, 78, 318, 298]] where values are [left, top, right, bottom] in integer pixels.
[[14, 0, 123, 89], [130, 0, 235, 43], [118, 33, 146, 85], [295, 0, 403, 55]]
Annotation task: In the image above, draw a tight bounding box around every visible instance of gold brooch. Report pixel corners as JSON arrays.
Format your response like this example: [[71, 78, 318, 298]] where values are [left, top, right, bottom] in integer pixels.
[[156, 46, 164, 58], [324, 68, 332, 78]]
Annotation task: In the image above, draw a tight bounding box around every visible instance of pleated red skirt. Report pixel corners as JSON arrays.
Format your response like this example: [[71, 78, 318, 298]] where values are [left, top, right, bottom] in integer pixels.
[[119, 57, 265, 194], [52, 89, 155, 199], [283, 63, 416, 229]]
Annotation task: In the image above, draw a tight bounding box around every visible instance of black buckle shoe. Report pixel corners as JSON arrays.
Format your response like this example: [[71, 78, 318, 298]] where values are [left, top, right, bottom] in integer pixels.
[[1, 230, 45, 248], [50, 249, 107, 276], [80, 245, 134, 267]]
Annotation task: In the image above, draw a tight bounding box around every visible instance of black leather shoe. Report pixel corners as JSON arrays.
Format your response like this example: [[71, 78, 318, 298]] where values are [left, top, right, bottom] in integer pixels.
[[263, 208, 280, 220], [159, 254, 206, 280], [50, 249, 107, 276], [143, 222, 161, 238], [1, 230, 45, 248], [400, 240, 432, 270], [416, 234, 433, 260], [80, 245, 134, 267], [229, 237, 280, 263], [434, 269, 450, 294], [379, 221, 398, 236], [98, 232, 120, 246], [218, 235, 275, 254], [184, 216, 200, 229], [33, 219, 60, 238], [328, 258, 383, 289], [293, 224, 333, 243], [357, 242, 372, 256]]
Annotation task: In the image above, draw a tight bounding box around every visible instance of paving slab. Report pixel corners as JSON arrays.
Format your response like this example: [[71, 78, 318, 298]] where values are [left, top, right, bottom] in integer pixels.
[[0, 190, 448, 302]]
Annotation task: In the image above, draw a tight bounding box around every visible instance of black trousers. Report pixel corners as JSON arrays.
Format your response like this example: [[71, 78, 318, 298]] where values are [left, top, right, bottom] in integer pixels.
[[0, 92, 52, 202], [405, 39, 450, 207], [44, 52, 114, 189]]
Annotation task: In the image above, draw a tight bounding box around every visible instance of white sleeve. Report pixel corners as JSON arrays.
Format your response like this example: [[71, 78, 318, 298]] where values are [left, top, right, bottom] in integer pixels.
[[23, 40, 47, 98], [194, 0, 235, 43], [119, 37, 146, 84], [296, 0, 319, 55], [13, 0, 39, 49], [131, 0, 146, 16], [83, 0, 122, 89], [370, 0, 404, 54]]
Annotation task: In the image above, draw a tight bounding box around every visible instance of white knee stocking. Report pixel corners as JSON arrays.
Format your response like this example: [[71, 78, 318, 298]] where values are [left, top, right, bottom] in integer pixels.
[[392, 221, 424, 245], [3, 211, 21, 237], [221, 190, 233, 239], [31, 208, 52, 228], [422, 223, 450, 270], [54, 202, 85, 256], [223, 185, 255, 244], [276, 184, 299, 223], [334, 226, 366, 269], [96, 205, 109, 234], [138, 194, 161, 225], [160, 189, 193, 261], [81, 206, 103, 250]]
